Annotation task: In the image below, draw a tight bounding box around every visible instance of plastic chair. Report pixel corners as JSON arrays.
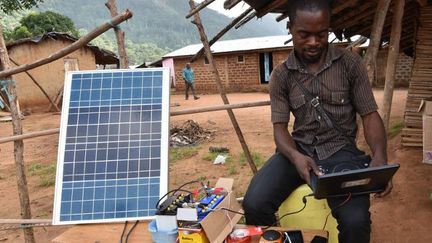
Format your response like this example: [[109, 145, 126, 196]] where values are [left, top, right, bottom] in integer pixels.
[[278, 184, 339, 243]]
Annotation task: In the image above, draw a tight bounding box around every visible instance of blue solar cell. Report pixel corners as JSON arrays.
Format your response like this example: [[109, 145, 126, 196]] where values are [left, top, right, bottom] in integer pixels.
[[54, 69, 168, 224]]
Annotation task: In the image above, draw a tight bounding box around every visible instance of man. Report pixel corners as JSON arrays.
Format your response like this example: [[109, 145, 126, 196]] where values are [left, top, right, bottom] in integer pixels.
[[242, 1, 391, 243], [182, 63, 199, 100]]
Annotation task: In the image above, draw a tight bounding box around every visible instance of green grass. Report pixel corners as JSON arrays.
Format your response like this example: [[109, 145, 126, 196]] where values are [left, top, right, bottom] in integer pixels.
[[27, 163, 56, 187], [389, 121, 404, 137], [239, 151, 266, 168], [227, 161, 238, 175], [169, 146, 201, 163]]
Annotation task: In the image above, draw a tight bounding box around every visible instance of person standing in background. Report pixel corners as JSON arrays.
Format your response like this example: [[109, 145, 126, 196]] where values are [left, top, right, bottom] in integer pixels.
[[182, 63, 199, 100]]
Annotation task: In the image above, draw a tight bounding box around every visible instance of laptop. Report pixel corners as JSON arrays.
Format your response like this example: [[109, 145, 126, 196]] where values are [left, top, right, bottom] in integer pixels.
[[310, 164, 400, 199]]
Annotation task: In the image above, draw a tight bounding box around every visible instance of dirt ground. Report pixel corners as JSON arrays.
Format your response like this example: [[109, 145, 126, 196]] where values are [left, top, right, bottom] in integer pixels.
[[0, 89, 431, 242]]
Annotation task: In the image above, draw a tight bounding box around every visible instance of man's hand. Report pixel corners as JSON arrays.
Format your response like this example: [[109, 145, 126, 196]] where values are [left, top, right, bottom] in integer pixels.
[[375, 179, 393, 198], [291, 152, 321, 185], [370, 156, 392, 197]]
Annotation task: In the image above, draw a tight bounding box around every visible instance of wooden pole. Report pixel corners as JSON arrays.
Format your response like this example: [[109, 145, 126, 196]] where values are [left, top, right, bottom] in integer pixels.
[[382, 0, 405, 131], [0, 24, 35, 243], [224, 0, 242, 10], [190, 7, 253, 63], [105, 0, 129, 69], [9, 58, 60, 112], [0, 101, 271, 144], [235, 11, 257, 29], [363, 0, 391, 85], [172, 100, 270, 116], [0, 9, 133, 79], [0, 219, 52, 224], [188, 0, 257, 174], [186, 0, 216, 18]]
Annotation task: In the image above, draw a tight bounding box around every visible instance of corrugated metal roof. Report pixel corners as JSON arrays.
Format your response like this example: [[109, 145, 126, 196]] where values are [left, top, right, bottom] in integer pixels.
[[163, 33, 348, 58], [163, 35, 293, 58]]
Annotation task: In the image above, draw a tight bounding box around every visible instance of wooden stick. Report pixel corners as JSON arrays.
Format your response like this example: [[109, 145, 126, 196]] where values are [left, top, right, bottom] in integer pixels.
[[364, 0, 391, 85], [0, 101, 271, 144], [190, 7, 253, 63], [0, 24, 35, 243], [276, 12, 289, 22], [381, 0, 405, 131], [0, 9, 133, 79], [171, 100, 270, 116], [0, 219, 52, 224], [189, 0, 257, 174], [256, 0, 286, 18], [186, 0, 216, 19], [9, 58, 60, 112], [0, 128, 60, 144], [235, 11, 257, 29], [224, 0, 242, 10], [105, 0, 129, 69]]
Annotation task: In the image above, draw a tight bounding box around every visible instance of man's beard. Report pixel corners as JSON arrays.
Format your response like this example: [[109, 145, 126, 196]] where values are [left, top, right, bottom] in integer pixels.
[[302, 46, 324, 64]]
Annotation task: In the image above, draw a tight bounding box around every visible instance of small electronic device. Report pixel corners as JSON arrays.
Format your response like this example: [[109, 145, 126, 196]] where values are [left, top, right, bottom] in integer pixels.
[[259, 230, 283, 243], [310, 164, 400, 199]]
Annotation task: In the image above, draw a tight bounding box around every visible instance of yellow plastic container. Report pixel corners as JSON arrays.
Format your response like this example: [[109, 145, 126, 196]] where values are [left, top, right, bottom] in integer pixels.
[[278, 184, 339, 243]]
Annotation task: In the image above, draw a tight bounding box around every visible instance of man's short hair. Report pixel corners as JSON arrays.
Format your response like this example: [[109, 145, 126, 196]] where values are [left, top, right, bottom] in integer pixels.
[[287, 0, 331, 25]]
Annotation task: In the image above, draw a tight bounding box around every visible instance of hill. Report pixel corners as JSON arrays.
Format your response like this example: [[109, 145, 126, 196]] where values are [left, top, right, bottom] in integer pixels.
[[36, 0, 286, 49]]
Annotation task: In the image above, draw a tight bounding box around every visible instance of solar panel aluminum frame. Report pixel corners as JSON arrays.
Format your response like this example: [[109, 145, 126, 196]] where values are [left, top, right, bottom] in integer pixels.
[[53, 68, 170, 225]]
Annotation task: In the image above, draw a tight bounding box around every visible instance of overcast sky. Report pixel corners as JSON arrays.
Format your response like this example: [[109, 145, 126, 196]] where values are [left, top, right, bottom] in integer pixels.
[[196, 0, 251, 17]]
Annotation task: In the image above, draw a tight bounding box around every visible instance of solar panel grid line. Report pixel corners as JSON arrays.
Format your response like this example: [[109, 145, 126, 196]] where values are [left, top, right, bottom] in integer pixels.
[[53, 68, 169, 224]]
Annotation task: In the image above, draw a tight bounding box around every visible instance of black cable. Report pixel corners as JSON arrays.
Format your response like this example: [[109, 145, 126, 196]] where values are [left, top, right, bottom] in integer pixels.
[[155, 179, 202, 209], [119, 221, 128, 243], [155, 188, 194, 209], [219, 207, 245, 215], [263, 194, 313, 230], [125, 220, 139, 243], [173, 180, 200, 194]]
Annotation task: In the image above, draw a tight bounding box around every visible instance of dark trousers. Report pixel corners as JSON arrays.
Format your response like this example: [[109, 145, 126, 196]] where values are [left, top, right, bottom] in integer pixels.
[[185, 81, 197, 99], [242, 145, 371, 243]]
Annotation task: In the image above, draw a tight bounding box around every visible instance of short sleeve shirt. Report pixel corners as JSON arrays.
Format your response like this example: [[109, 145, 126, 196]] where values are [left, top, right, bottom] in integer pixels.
[[269, 45, 378, 160]]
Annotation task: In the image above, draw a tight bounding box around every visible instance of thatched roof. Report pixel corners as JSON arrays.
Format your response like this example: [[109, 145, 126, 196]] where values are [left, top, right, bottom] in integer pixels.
[[6, 32, 119, 66]]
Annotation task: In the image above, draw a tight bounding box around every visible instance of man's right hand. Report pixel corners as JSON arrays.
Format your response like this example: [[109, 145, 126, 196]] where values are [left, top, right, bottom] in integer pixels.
[[292, 152, 322, 185]]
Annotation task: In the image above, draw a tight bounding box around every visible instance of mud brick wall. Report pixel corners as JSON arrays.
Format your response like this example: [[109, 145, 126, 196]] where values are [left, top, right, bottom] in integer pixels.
[[376, 51, 413, 87], [173, 50, 291, 93]]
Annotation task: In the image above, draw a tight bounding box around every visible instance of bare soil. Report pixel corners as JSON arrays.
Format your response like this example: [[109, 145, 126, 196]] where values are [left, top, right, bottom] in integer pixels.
[[0, 89, 431, 242]]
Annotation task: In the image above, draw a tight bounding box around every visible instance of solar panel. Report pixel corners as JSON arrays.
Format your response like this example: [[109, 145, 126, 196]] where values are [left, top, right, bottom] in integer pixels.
[[53, 68, 170, 224]]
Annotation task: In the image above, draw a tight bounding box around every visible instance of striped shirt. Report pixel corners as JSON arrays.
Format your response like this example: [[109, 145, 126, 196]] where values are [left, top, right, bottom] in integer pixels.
[[269, 45, 378, 160]]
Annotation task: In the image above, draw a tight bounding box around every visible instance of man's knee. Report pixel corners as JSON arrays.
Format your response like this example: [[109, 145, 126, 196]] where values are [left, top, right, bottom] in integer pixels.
[[243, 190, 269, 214], [338, 210, 371, 234]]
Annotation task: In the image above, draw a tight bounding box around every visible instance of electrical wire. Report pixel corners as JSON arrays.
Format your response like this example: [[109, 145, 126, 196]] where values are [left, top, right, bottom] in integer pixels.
[[119, 221, 128, 243], [125, 220, 139, 243], [155, 179, 203, 209], [155, 188, 194, 209], [173, 180, 200, 194], [322, 193, 352, 230], [263, 194, 314, 230], [219, 207, 245, 215]]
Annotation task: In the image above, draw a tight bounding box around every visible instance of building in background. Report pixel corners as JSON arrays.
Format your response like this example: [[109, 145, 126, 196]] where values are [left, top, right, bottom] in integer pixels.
[[6, 32, 119, 111]]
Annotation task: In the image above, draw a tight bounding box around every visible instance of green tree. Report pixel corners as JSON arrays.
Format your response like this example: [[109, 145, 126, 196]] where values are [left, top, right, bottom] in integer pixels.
[[0, 0, 43, 14], [10, 10, 79, 39]]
